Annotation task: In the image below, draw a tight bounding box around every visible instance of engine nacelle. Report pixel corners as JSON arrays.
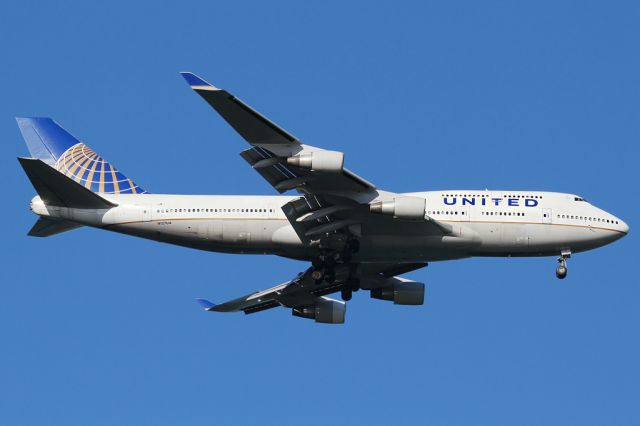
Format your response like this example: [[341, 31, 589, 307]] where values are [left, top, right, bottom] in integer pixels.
[[370, 278, 425, 305], [287, 150, 344, 173], [292, 297, 346, 324], [369, 196, 426, 220]]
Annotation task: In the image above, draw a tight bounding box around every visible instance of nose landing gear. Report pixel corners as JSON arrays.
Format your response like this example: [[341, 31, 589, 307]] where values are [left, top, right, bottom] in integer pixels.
[[556, 250, 571, 279]]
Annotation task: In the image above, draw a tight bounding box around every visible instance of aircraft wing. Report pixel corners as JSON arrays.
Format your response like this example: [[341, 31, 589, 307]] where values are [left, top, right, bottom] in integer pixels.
[[196, 267, 350, 323], [195, 264, 427, 324], [180, 72, 376, 197]]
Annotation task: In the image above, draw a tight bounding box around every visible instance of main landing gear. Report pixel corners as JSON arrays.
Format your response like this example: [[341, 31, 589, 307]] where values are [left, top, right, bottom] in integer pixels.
[[556, 250, 571, 279], [310, 234, 361, 301]]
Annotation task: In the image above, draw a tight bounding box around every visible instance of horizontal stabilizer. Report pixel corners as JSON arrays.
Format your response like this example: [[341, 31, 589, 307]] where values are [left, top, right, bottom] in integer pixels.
[[18, 157, 116, 209], [28, 217, 82, 237]]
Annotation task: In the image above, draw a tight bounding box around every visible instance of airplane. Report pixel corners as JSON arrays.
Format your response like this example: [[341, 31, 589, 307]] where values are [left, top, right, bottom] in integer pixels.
[[17, 72, 629, 324]]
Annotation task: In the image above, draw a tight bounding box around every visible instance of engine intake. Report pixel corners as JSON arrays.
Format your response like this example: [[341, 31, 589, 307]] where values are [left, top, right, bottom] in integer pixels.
[[287, 150, 344, 173], [370, 278, 425, 305], [369, 196, 426, 220], [292, 297, 346, 324]]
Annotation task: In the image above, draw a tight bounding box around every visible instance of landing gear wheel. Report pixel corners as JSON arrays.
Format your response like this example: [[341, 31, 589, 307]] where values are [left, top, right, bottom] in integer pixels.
[[311, 269, 325, 283], [556, 265, 567, 279], [341, 288, 352, 301], [555, 250, 570, 280]]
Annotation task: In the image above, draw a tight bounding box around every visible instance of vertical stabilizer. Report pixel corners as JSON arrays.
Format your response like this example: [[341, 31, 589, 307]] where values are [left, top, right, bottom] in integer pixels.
[[16, 117, 146, 194]]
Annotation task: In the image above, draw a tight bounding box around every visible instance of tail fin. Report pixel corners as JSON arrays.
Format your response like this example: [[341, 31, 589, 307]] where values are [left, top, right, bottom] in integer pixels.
[[16, 117, 146, 194], [18, 157, 116, 209]]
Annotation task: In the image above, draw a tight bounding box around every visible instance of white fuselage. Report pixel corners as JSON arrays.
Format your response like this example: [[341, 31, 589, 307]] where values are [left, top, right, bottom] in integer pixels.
[[30, 190, 628, 263]]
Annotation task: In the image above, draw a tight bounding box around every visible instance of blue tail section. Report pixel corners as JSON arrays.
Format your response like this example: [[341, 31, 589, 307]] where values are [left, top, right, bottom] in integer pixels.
[[16, 117, 146, 194]]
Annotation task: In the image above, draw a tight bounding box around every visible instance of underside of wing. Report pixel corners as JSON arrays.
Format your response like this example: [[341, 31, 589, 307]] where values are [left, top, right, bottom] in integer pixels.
[[180, 72, 376, 198], [196, 264, 427, 324], [180, 72, 298, 146], [196, 268, 349, 324], [239, 145, 374, 195]]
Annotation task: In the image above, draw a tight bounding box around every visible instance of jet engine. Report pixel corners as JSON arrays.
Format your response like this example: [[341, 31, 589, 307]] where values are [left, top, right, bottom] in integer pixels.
[[369, 196, 426, 220], [292, 297, 346, 324], [370, 278, 425, 305], [287, 150, 344, 172]]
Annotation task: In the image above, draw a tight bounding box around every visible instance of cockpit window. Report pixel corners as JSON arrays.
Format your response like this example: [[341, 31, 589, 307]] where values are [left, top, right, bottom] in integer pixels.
[[574, 197, 586, 202]]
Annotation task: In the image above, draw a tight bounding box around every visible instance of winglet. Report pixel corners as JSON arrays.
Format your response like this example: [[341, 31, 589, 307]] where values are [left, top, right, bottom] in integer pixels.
[[195, 298, 216, 311], [179, 72, 218, 90]]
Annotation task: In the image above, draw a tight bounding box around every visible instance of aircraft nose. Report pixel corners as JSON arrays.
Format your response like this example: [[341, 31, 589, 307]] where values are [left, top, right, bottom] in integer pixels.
[[620, 219, 629, 235]]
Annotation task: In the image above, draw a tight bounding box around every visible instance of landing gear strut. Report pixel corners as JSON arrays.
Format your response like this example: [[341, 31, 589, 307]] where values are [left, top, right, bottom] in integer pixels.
[[556, 250, 571, 279]]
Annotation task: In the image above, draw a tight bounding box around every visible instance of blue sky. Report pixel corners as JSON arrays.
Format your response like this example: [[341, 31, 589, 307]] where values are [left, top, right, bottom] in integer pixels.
[[1, 1, 638, 425]]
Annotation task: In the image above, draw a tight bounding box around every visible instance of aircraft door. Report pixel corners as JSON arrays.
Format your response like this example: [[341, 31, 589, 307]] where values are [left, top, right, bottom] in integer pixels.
[[542, 208, 552, 224]]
